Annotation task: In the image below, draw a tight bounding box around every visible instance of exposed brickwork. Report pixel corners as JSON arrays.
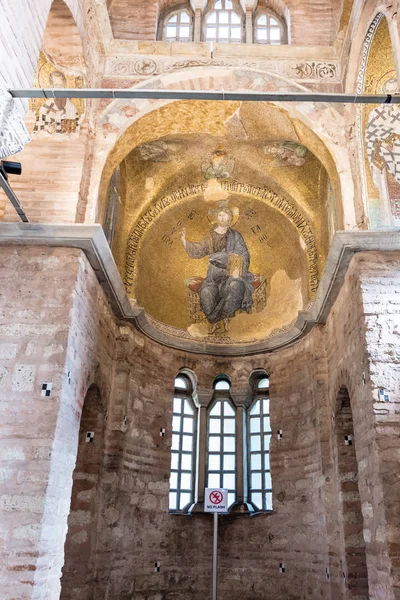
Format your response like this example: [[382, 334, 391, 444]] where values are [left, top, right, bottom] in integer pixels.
[[357, 252, 400, 599], [0, 246, 117, 599], [109, 0, 159, 40], [108, 0, 343, 45], [1, 245, 400, 599], [323, 252, 397, 599]]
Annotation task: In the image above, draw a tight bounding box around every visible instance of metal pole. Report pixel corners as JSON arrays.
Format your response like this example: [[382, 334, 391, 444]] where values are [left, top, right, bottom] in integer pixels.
[[6, 88, 400, 104], [0, 172, 29, 222], [212, 512, 218, 600]]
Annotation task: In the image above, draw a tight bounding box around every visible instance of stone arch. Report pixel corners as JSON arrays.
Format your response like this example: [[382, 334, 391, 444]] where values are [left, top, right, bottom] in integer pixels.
[[60, 384, 106, 600], [42, 0, 87, 76], [4, 0, 90, 225], [347, 7, 400, 229], [89, 67, 352, 230], [345, 3, 400, 94], [332, 385, 369, 599], [177, 367, 198, 394]]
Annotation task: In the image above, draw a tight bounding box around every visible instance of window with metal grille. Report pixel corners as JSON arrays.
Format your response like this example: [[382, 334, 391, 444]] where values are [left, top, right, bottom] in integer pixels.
[[247, 376, 273, 511], [163, 9, 193, 42], [169, 375, 197, 511], [207, 377, 236, 508], [205, 0, 243, 43]]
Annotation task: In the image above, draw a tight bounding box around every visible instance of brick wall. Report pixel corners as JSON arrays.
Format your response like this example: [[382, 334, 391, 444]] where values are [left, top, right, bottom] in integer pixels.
[[323, 252, 398, 599], [0, 246, 117, 600], [0, 0, 87, 93], [357, 252, 400, 598], [58, 326, 329, 600], [108, 0, 159, 40], [107, 0, 342, 45], [1, 246, 400, 599]]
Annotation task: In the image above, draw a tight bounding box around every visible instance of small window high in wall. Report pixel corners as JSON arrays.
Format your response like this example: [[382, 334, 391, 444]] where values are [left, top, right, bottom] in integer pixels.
[[254, 10, 286, 44], [205, 0, 243, 43], [163, 9, 193, 42]]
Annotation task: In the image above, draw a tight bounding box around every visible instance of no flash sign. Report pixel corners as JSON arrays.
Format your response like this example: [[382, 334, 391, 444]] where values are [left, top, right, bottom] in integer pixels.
[[204, 488, 228, 513]]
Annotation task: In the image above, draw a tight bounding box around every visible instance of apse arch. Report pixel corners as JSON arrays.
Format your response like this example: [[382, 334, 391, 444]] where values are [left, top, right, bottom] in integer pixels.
[[93, 67, 350, 229], [41, 0, 87, 76], [351, 10, 400, 229], [344, 3, 400, 94]]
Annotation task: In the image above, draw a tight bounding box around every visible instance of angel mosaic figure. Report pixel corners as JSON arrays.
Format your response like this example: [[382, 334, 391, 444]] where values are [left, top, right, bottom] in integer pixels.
[[202, 148, 235, 180], [181, 205, 254, 334]]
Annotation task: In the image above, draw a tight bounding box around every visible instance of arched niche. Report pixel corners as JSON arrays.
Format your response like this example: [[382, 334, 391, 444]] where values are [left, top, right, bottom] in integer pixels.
[[355, 12, 400, 230], [96, 95, 345, 352], [60, 385, 105, 600], [93, 68, 350, 231], [333, 385, 369, 599], [4, 0, 88, 225]]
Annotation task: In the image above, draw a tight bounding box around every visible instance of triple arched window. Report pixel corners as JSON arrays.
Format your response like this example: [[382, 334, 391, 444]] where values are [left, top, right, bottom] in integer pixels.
[[160, 2, 288, 45], [169, 372, 272, 514]]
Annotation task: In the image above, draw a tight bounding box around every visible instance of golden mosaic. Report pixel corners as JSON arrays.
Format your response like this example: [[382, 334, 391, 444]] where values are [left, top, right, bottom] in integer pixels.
[[359, 15, 399, 228], [102, 101, 338, 347], [30, 52, 84, 135]]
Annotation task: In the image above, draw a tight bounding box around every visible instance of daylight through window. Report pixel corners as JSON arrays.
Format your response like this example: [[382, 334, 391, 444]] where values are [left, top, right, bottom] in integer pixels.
[[207, 396, 237, 508], [247, 376, 272, 510], [164, 10, 192, 42], [255, 12, 283, 44], [169, 376, 197, 511], [205, 0, 242, 43], [169, 372, 272, 514]]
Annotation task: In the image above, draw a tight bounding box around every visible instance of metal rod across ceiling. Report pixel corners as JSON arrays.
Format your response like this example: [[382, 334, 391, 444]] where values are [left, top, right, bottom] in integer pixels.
[[7, 88, 400, 104]]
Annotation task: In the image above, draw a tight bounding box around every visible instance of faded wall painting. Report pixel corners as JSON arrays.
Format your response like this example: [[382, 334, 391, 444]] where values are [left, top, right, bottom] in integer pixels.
[[29, 52, 84, 135], [259, 141, 308, 167], [202, 149, 235, 179], [357, 15, 400, 228], [133, 189, 311, 345]]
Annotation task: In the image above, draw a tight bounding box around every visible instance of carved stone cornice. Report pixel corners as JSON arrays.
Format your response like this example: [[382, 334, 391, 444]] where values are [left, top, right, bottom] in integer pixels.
[[1, 225, 399, 355], [104, 56, 340, 83]]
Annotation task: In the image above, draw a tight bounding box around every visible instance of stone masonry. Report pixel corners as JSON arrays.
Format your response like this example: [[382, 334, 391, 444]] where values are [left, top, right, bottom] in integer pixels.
[[1, 245, 398, 599]]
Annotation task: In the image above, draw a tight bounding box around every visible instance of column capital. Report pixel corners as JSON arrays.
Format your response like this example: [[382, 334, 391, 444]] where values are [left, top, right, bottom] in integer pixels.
[[190, 0, 207, 10], [240, 0, 257, 11], [231, 390, 249, 408]]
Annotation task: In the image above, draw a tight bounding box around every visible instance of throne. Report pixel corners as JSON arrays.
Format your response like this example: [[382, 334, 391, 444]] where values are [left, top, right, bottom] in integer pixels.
[[185, 274, 267, 323]]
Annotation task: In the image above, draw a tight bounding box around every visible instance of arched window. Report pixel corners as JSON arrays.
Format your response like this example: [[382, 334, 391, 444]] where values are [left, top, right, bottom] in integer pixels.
[[207, 377, 236, 508], [254, 10, 286, 44], [204, 0, 243, 43], [168, 371, 273, 515], [247, 374, 272, 511], [162, 8, 193, 42], [169, 374, 197, 512]]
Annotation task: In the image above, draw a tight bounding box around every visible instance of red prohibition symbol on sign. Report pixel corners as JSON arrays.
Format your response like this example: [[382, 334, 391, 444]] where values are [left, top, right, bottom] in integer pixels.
[[210, 490, 223, 505]]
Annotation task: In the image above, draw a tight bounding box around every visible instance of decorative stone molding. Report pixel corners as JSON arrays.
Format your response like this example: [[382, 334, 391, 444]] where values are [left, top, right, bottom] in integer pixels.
[[104, 56, 340, 83], [0, 225, 399, 355]]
